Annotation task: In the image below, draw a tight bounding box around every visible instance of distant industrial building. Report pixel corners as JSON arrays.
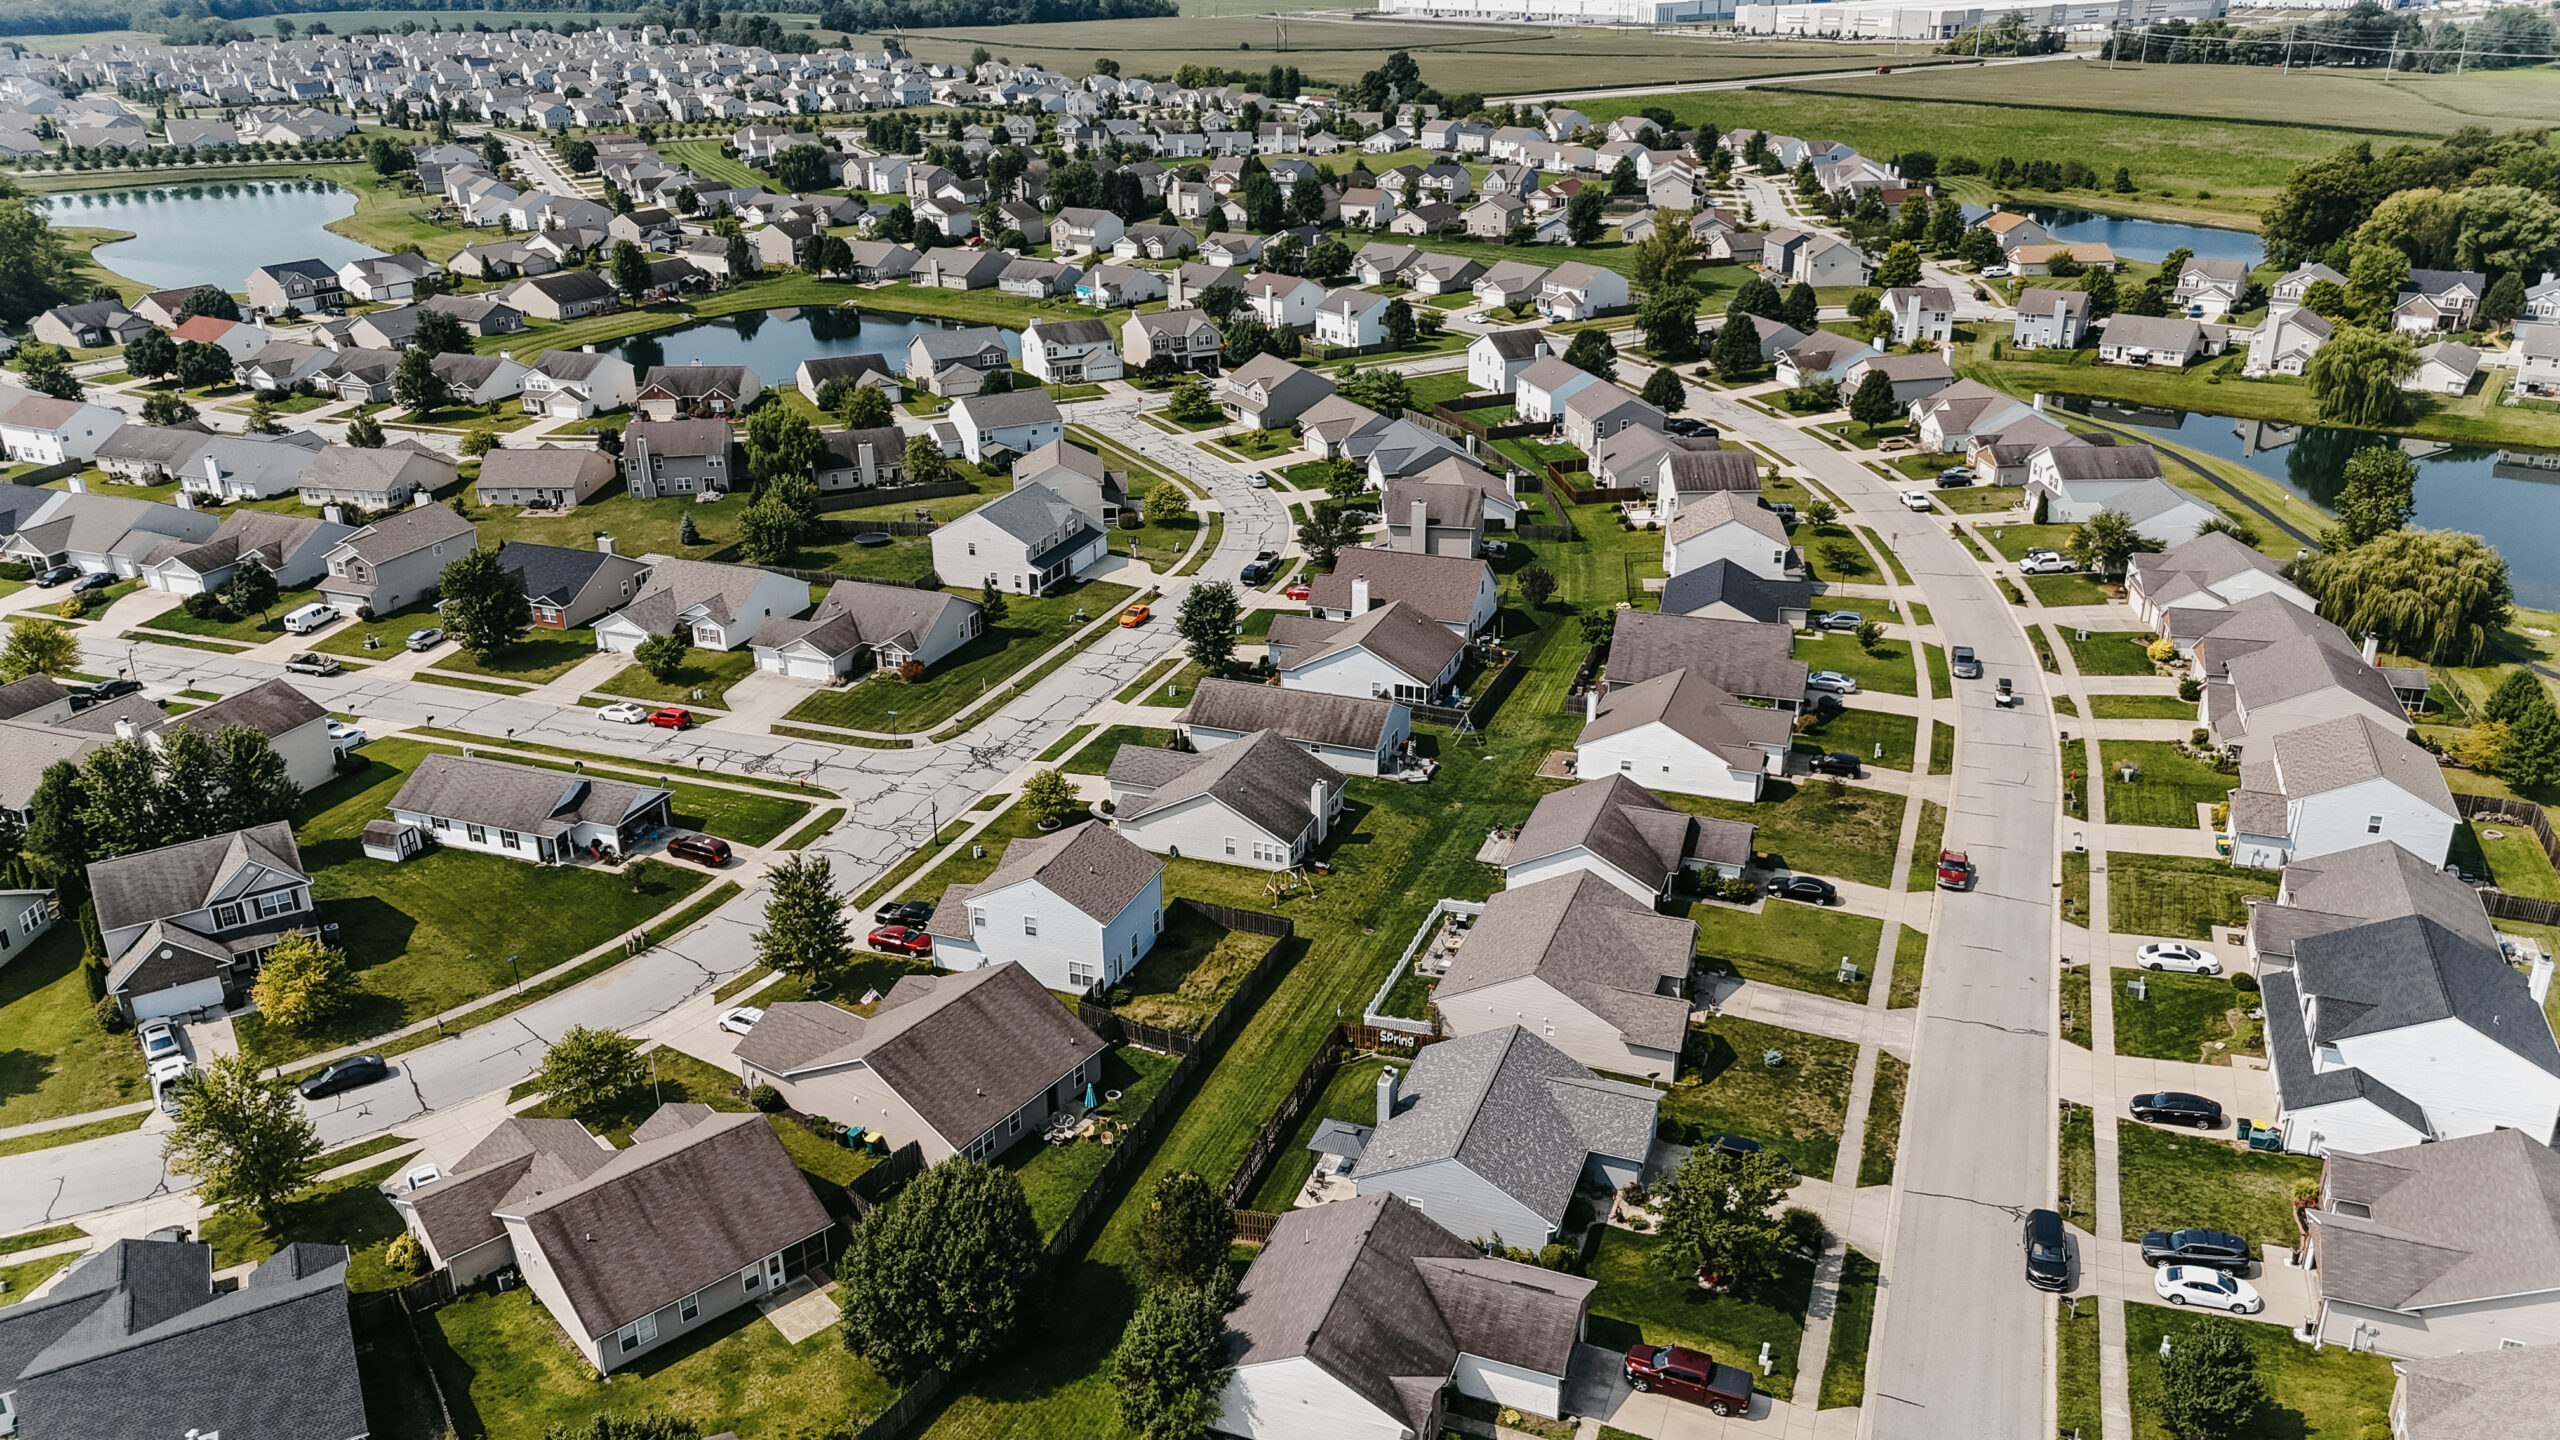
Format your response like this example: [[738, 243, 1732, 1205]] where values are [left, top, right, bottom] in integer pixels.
[[1736, 0, 2227, 38], [1379, 0, 1732, 22]]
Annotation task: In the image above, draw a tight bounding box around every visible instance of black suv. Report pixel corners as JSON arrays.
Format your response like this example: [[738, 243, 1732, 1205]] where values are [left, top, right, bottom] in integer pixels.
[[1807, 751, 1861, 777], [874, 899, 935, 928], [298, 1055, 389, 1100], [2023, 1209, 2071, 1291], [2140, 1229, 2252, 1273], [2131, 1091, 2224, 1129]]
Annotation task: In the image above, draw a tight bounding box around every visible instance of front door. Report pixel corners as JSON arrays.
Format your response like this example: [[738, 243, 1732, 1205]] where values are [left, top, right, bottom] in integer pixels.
[[762, 1253, 786, 1292]]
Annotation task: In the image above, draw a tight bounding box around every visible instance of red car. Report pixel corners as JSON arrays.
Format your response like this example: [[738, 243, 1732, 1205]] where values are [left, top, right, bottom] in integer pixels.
[[1624, 1343, 1754, 1417], [1283, 580, 1311, 601], [1936, 849, 1974, 890], [869, 924, 933, 956], [666, 834, 732, 867], [648, 706, 692, 729]]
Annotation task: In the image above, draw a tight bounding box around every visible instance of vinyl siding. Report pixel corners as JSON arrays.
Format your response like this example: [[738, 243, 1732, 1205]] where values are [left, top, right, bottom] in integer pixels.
[[1219, 1356, 1412, 1440], [2328, 1016, 2560, 1143], [1664, 523, 1794, 582], [1183, 725, 1400, 777], [1355, 1159, 1553, 1251], [1505, 848, 1660, 905], [2288, 777, 2456, 870], [1577, 721, 1767, 802], [1437, 974, 1676, 1081], [1283, 645, 1447, 704], [1115, 794, 1307, 872], [1453, 1352, 1570, 1419], [2318, 1289, 2560, 1359]]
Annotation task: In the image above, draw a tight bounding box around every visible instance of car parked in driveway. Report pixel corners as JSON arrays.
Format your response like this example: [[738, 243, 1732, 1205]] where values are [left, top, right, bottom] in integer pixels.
[[1815, 610, 1863, 631], [868, 924, 933, 956], [298, 1054, 390, 1100], [2131, 1091, 2223, 1129], [405, 627, 445, 652], [2156, 1264, 2262, 1313], [139, 1019, 182, 1064], [665, 833, 731, 867], [874, 900, 935, 928], [1806, 750, 1861, 777], [2140, 1229, 2252, 1273], [2137, 942, 2220, 974], [2023, 1208, 2071, 1291], [718, 1006, 763, 1037], [1806, 670, 1859, 695], [34, 564, 77, 587], [71, 572, 114, 593], [150, 1055, 193, 1116], [1624, 1344, 1753, 1417], [1765, 875, 1839, 906]]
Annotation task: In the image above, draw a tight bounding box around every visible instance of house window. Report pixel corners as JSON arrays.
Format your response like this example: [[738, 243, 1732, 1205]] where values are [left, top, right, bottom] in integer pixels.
[[616, 1313, 658, 1353], [967, 543, 977, 556], [1619, 760, 1633, 772], [17, 908, 39, 936], [1068, 960, 1096, 986], [1009, 1112, 1021, 1136], [500, 830, 521, 851], [740, 1263, 762, 1293], [679, 1293, 699, 1323], [213, 903, 244, 929], [432, 817, 450, 832], [2366, 815, 2384, 835], [1023, 915, 1038, 936], [1224, 836, 1237, 856], [255, 891, 298, 919], [2317, 1044, 2344, 1067], [970, 907, 986, 932], [467, 824, 486, 844]]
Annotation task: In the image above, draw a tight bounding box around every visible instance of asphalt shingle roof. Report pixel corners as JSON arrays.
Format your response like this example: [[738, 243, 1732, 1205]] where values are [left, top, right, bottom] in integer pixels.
[[1435, 870, 1695, 1053], [1174, 678, 1405, 753]]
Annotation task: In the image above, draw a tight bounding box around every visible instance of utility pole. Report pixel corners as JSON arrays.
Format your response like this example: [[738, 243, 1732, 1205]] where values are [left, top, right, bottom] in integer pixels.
[[2282, 23, 2296, 73]]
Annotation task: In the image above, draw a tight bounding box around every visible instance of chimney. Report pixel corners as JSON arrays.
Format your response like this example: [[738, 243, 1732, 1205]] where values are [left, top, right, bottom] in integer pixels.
[[1406, 498, 1428, 552], [175, 490, 195, 511], [1586, 687, 1599, 723], [597, 533, 617, 555], [1350, 574, 1370, 615], [583, 343, 597, 353], [1376, 1065, 1398, 1122], [1311, 778, 1330, 844], [2361, 632, 2379, 666]]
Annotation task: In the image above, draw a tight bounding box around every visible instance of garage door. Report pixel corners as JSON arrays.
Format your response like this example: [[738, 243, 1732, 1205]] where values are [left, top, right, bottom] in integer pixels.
[[784, 652, 837, 681], [130, 977, 225, 1023]]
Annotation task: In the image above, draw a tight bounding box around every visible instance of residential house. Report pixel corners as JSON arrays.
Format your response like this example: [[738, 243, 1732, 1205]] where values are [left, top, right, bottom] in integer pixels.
[[1378, 479, 1487, 559], [2243, 840, 2495, 974], [2128, 529, 2311, 636], [2011, 288, 2091, 350], [635, 365, 761, 421], [169, 313, 272, 363], [497, 540, 651, 631], [0, 393, 123, 464], [298, 446, 455, 513], [1617, 442, 1757, 521], [1775, 331, 1880, 388], [1514, 356, 1603, 424], [1560, 381, 1665, 454], [912, 246, 1007, 288], [2384, 1346, 2560, 1434], [520, 349, 638, 419], [1222, 354, 1335, 431], [1537, 262, 1630, 322], [2270, 262, 2346, 312], [244, 258, 347, 317], [816, 425, 909, 492], [906, 328, 1014, 395], [1505, 774, 1755, 904], [2243, 306, 2334, 378], [1976, 210, 2049, 252], [315, 501, 475, 614], [142, 508, 347, 596], [0, 490, 215, 578], [1214, 1195, 1596, 1438], [1074, 264, 1159, 309], [1341, 1027, 1656, 1249], [90, 822, 315, 1022], [622, 419, 736, 498], [2193, 597, 2412, 749], [1313, 288, 1394, 350], [433, 352, 531, 407], [2095, 313, 2221, 368], [949, 389, 1063, 466], [240, 340, 335, 393], [1106, 728, 1345, 871], [504, 269, 621, 322], [928, 822, 1165, 994], [2172, 256, 2251, 319], [1353, 244, 1423, 289], [2514, 326, 2560, 400], [796, 353, 903, 404], [2227, 712, 2458, 871], [1122, 309, 1223, 376], [2011, 242, 2117, 275], [931, 482, 1109, 595], [1172, 678, 1412, 778], [1790, 236, 1871, 287], [2404, 341, 2480, 397], [1013, 440, 1127, 529], [750, 578, 982, 681], [1473, 259, 1548, 310], [30, 300, 151, 350], [1879, 285, 1954, 345], [592, 556, 807, 654], [1433, 870, 1694, 1080], [1049, 206, 1125, 257], [732, 962, 1106, 1166], [1305, 550, 1498, 637], [387, 753, 672, 867], [1403, 254, 1484, 298], [2392, 270, 2487, 334], [1576, 667, 1789, 802], [1469, 329, 1554, 394], [1841, 350, 1955, 407], [1663, 491, 1797, 582], [1268, 601, 1466, 706], [1022, 317, 1122, 385], [2302, 1129, 2560, 1355], [339, 251, 440, 303], [1241, 272, 1325, 330], [476, 445, 614, 509], [1603, 609, 1809, 712], [1658, 560, 1814, 629], [1464, 194, 1528, 240]]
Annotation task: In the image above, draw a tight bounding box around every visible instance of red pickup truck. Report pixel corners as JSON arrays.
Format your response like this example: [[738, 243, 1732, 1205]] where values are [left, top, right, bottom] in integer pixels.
[[1936, 849, 1975, 890], [1624, 1343, 1754, 1417]]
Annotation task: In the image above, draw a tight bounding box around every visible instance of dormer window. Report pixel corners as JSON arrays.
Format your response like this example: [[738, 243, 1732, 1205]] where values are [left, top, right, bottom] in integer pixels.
[[213, 902, 244, 929]]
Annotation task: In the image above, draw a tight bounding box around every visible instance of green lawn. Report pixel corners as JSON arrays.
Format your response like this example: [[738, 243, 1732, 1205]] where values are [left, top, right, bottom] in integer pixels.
[[1066, 725, 1180, 775], [132, 584, 325, 645], [426, 1282, 898, 1440], [236, 740, 713, 1069], [1928, 719, 1953, 775], [202, 1158, 414, 1292], [2108, 853, 2279, 943], [1247, 1055, 1389, 1214], [1794, 630, 1916, 697], [2457, 819, 2560, 900], [1888, 924, 1926, 1009], [2123, 1306, 2393, 1440], [1001, 1046, 1182, 1238], [1907, 801, 1947, 893], [1791, 707, 1916, 771], [429, 627, 603, 685], [1936, 485, 2025, 515], [2099, 741, 2231, 830], [2063, 850, 2091, 927], [0, 924, 147, 1127], [2027, 573, 2114, 607], [1584, 1228, 1815, 1403], [1138, 660, 1211, 707], [1663, 780, 1908, 888], [520, 1045, 748, 1147], [1691, 900, 1884, 1004], [1100, 910, 1280, 1034], [2116, 1121, 2321, 1249], [2060, 1102, 2097, 1234], [1803, 525, 1877, 586], [2114, 971, 2262, 1067], [2059, 1301, 2102, 1440], [390, 740, 811, 847], [594, 645, 760, 709], [784, 580, 1137, 734], [2091, 693, 2199, 720], [1817, 1248, 1880, 1410], [1858, 1055, 1908, 1189], [2066, 629, 2163, 678], [1657, 1017, 1857, 1182], [0, 1250, 79, 1308], [2061, 965, 2092, 1051], [1978, 522, 2080, 562]]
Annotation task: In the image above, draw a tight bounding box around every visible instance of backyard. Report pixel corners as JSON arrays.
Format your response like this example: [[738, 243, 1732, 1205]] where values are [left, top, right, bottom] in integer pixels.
[[784, 579, 1137, 734], [1245, 1055, 1389, 1214], [2108, 853, 2279, 943], [1097, 909, 1282, 1035], [1664, 780, 1908, 888], [1691, 900, 1885, 1004], [2116, 1121, 2321, 1250], [0, 924, 147, 1127], [1001, 1045, 1183, 1237], [1584, 1228, 1816, 1403], [1655, 1016, 1857, 1183], [2099, 740, 2233, 830]]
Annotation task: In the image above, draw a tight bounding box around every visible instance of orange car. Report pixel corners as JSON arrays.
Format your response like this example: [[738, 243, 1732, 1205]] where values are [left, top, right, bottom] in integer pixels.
[[1119, 604, 1152, 628]]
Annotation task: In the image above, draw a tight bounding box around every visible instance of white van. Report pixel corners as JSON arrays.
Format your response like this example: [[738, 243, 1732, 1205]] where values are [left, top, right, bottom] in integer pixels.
[[282, 602, 340, 635]]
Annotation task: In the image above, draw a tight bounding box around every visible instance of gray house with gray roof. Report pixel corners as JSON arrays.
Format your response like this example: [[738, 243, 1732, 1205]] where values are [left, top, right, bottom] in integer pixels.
[[1505, 774, 1754, 903], [1172, 678, 1412, 777], [89, 821, 316, 1023], [752, 577, 982, 681], [2306, 1129, 2560, 1357], [387, 753, 672, 867], [931, 482, 1109, 596], [1433, 870, 1695, 1080]]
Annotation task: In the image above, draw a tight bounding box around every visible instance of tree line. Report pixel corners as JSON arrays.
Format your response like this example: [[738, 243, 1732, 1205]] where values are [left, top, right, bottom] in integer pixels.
[[2096, 2, 2556, 70]]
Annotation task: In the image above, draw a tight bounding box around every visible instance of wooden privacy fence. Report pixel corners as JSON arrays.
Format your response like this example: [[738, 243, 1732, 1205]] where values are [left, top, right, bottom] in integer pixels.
[[853, 1367, 953, 1440], [846, 1140, 926, 1216], [1226, 1029, 1348, 1209], [2452, 793, 2560, 926], [1431, 396, 1548, 442], [814, 478, 977, 513], [1535, 476, 1582, 541], [1411, 647, 1522, 730]]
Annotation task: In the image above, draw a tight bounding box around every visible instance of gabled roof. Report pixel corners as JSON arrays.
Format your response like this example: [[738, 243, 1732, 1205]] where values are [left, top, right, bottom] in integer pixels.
[[951, 821, 1161, 926], [1363, 1025, 1658, 1227], [496, 540, 647, 609], [389, 753, 670, 837], [1664, 489, 1787, 548], [2314, 1128, 2560, 1312], [88, 821, 305, 937], [1269, 601, 1466, 688], [955, 482, 1105, 567], [477, 444, 614, 493], [1304, 549, 1489, 629], [2268, 712, 2453, 816], [1658, 560, 1814, 626], [2292, 914, 2560, 1075], [153, 677, 325, 747], [1605, 609, 1805, 701], [1174, 677, 1404, 752], [2129, 528, 2287, 602], [1111, 728, 1342, 837], [1438, 870, 1694, 1053], [326, 498, 473, 563], [2037, 443, 2163, 483], [2269, 841, 2495, 953], [1579, 666, 1793, 769], [638, 364, 757, 400], [2390, 1343, 2560, 1437], [1511, 773, 1754, 883]]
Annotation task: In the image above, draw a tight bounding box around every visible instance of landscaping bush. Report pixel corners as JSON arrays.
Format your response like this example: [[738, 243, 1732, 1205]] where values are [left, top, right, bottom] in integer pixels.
[[0, 561, 30, 581], [93, 996, 128, 1033], [2179, 678, 2204, 701], [180, 591, 236, 621], [2231, 973, 2259, 994], [1717, 876, 1759, 904], [384, 1231, 427, 1277], [1780, 1206, 1827, 1254], [1536, 1242, 1576, 1271], [751, 1082, 785, 1112]]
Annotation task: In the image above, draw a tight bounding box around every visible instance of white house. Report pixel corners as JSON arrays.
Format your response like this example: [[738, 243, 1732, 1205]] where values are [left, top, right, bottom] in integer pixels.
[[0, 394, 124, 464], [1467, 329, 1554, 394], [518, 349, 638, 419], [1172, 678, 1412, 778], [1504, 774, 1755, 904], [2011, 288, 2090, 350], [1512, 356, 1601, 424], [1536, 261, 1628, 321], [948, 389, 1063, 465], [2025, 445, 2220, 547], [1662, 491, 1797, 582], [1241, 272, 1324, 330], [1575, 667, 1789, 802], [2228, 713, 2457, 872], [386, 753, 672, 867], [1021, 317, 1122, 385], [2243, 306, 2333, 378], [592, 556, 809, 654], [928, 822, 1165, 994], [1312, 288, 1393, 349], [931, 483, 1109, 595], [2128, 530, 2311, 636], [2303, 1130, 2560, 1358], [1266, 601, 1466, 706], [1432, 870, 1695, 1081], [1879, 285, 1954, 345], [1304, 551, 1498, 638], [2261, 916, 2560, 1158], [1106, 729, 1344, 872]]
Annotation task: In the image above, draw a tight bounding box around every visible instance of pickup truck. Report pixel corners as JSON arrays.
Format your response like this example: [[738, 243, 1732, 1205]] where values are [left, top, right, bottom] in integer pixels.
[[1936, 849, 1974, 890], [284, 652, 342, 677], [1624, 1343, 1754, 1417], [1950, 645, 1983, 679]]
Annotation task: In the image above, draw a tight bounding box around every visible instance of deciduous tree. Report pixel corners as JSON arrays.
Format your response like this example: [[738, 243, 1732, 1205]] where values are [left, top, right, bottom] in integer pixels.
[[1654, 1145, 1798, 1292], [163, 1055, 322, 1233], [1021, 768, 1082, 827], [2155, 1317, 2264, 1440], [1146, 480, 1192, 525], [1874, 241, 1923, 289], [173, 339, 233, 390], [2326, 446, 2417, 550], [1298, 502, 1367, 572], [2307, 326, 2417, 428], [2067, 508, 2163, 577], [1848, 368, 1899, 432], [251, 932, 352, 1033], [755, 853, 852, 980], [393, 346, 448, 414], [612, 239, 653, 302], [1133, 1170, 1235, 1290], [1563, 329, 1618, 381], [2299, 527, 2512, 664], [842, 385, 892, 429], [633, 631, 692, 683], [19, 761, 87, 889], [1710, 312, 1763, 380], [125, 327, 177, 381], [1635, 286, 1701, 362], [1516, 564, 1557, 608], [74, 737, 160, 862], [212, 725, 299, 833], [1176, 581, 1240, 674], [838, 1159, 1043, 1378], [1165, 376, 1221, 423], [1111, 1280, 1232, 1440], [0, 616, 75, 681], [904, 433, 953, 487], [439, 546, 533, 657], [1641, 366, 1686, 413], [534, 1026, 641, 1120]]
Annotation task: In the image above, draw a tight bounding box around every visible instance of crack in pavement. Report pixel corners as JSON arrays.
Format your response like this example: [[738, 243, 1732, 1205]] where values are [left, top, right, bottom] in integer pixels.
[[1899, 1189, 2032, 1222], [1932, 1014, 2053, 1040]]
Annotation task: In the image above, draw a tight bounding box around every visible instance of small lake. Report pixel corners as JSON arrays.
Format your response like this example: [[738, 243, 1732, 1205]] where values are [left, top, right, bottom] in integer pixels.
[[1961, 204, 2262, 266], [2061, 399, 2560, 608], [607, 307, 1021, 378], [36, 180, 379, 293]]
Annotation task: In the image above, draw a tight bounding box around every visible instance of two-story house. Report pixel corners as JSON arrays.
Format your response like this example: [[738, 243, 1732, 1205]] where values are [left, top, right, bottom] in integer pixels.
[[948, 388, 1063, 466], [91, 821, 316, 1022], [1021, 316, 1122, 384], [315, 502, 476, 615], [1105, 728, 1345, 871], [519, 349, 639, 419], [1122, 308, 1224, 375], [592, 555, 808, 654], [929, 822, 1165, 993], [622, 418, 736, 498]]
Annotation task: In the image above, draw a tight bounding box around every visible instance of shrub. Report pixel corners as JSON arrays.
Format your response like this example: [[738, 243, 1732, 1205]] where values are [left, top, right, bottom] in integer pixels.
[[751, 1082, 786, 1112], [1718, 876, 1759, 903], [0, 561, 29, 582], [1780, 1205, 1827, 1253], [896, 659, 926, 683], [2178, 678, 2204, 702], [93, 996, 129, 1033], [2231, 973, 2259, 994], [384, 1231, 427, 1277]]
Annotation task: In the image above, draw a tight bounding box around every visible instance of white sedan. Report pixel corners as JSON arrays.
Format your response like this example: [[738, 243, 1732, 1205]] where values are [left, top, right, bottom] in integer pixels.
[[599, 701, 651, 724], [2137, 942, 2221, 975], [2156, 1264, 2262, 1314], [325, 720, 368, 748], [1806, 671, 1862, 695], [718, 1006, 764, 1036], [1899, 489, 1933, 512]]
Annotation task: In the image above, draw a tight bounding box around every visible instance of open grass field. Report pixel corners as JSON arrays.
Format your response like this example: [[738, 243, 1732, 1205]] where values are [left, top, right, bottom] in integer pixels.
[[2109, 853, 2279, 943], [0, 924, 147, 1128], [1585, 1228, 1816, 1403], [1692, 899, 1884, 1004], [2123, 1305, 2393, 1440], [2116, 1121, 2320, 1249]]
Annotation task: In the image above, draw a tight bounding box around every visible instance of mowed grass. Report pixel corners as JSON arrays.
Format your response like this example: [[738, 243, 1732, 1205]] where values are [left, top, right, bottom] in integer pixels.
[[2065, 629, 2162, 677], [2060, 1102, 2097, 1235], [0, 924, 147, 1127], [2116, 1121, 2321, 1249], [1858, 1054, 1908, 1189], [2114, 971, 2262, 1067], [1062, 724, 1176, 775], [1247, 1055, 1389, 1215], [1888, 924, 1927, 1009], [202, 1159, 414, 1293], [1817, 1248, 1881, 1410], [1792, 707, 1917, 771], [1692, 899, 1884, 1004], [784, 580, 1137, 734], [2099, 740, 2231, 829], [1794, 629, 1917, 697], [1656, 1017, 1857, 1183], [2091, 693, 2200, 720], [1664, 780, 1908, 888], [1907, 801, 1947, 893], [1584, 1228, 1817, 1403], [2123, 1306, 2394, 1440], [594, 645, 759, 709], [2108, 853, 2279, 943], [2454, 818, 2560, 901]]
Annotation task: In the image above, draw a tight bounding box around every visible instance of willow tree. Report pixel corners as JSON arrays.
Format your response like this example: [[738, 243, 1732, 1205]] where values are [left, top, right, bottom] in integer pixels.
[[2305, 326, 2418, 428], [2299, 527, 2513, 664]]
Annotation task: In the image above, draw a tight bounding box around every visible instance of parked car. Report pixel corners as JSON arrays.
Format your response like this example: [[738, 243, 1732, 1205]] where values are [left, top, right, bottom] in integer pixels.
[[2023, 1208, 2071, 1291], [402, 1162, 444, 1192], [647, 706, 692, 729], [1900, 489, 1933, 512], [1950, 645, 1982, 679], [325, 721, 368, 749], [2137, 942, 2221, 975], [868, 924, 933, 956], [2156, 1264, 2263, 1314], [89, 677, 141, 702], [717, 1006, 764, 1037], [599, 701, 650, 724], [1981, 264, 2011, 278], [1807, 750, 1861, 777], [1120, 603, 1152, 628], [150, 1056, 193, 1116], [71, 572, 114, 594], [2140, 1229, 2252, 1273], [1283, 580, 1311, 601], [2020, 549, 2076, 575], [1240, 559, 1272, 584], [405, 627, 445, 652], [1815, 610, 1863, 631], [2130, 1091, 2224, 1129], [1934, 470, 1974, 489], [875, 900, 935, 928], [1936, 849, 1974, 889], [1765, 875, 1839, 906], [1806, 670, 1860, 695], [1762, 501, 1798, 526], [665, 833, 732, 867], [34, 564, 78, 587], [283, 653, 342, 677], [281, 602, 339, 635], [1623, 1344, 1754, 1417], [297, 1054, 390, 1100], [138, 1019, 182, 1063]]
